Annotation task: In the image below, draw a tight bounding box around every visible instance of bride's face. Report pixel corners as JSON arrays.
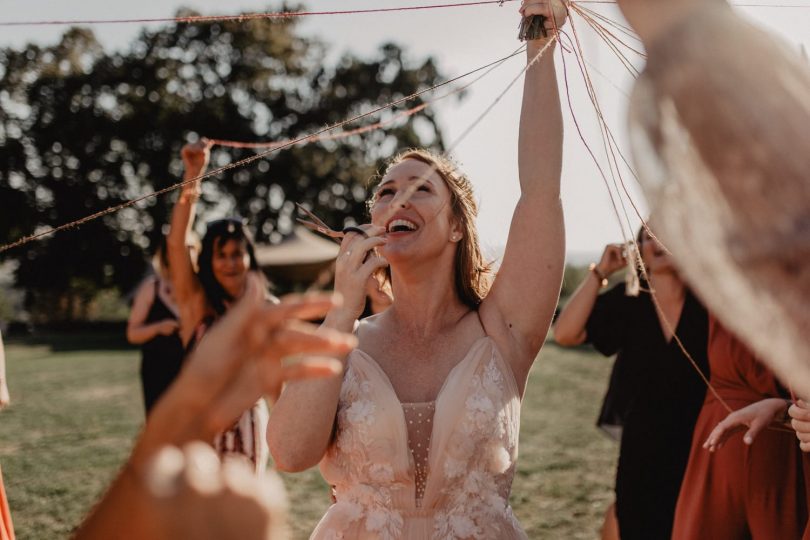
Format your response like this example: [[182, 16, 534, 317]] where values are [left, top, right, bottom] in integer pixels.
[[369, 158, 460, 265]]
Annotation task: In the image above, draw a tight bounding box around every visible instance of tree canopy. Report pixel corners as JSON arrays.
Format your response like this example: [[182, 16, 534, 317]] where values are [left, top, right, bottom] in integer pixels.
[[0, 7, 456, 320]]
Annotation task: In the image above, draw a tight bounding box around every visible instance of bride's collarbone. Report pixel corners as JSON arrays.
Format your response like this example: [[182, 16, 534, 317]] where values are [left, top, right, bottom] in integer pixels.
[[362, 335, 481, 399]]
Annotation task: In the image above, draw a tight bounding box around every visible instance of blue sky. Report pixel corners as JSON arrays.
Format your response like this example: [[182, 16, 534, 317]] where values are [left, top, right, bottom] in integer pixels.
[[2, 1, 807, 261]]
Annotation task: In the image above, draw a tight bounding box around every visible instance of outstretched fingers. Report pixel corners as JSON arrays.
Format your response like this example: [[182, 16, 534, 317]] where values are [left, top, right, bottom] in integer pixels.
[[704, 399, 787, 452], [703, 415, 745, 452], [202, 319, 355, 436]]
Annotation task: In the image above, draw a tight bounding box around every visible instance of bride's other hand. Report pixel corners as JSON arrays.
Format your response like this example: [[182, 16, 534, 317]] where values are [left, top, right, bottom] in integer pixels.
[[329, 225, 388, 326]]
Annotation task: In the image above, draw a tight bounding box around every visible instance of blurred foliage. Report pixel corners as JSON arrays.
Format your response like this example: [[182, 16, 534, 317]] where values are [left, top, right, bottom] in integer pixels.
[[0, 5, 455, 321]]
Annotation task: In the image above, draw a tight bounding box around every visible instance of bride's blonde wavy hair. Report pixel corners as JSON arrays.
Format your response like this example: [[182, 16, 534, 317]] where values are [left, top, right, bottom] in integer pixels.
[[370, 149, 493, 310]]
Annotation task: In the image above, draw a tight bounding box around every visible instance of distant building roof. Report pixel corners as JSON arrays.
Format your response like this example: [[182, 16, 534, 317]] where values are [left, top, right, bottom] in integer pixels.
[[255, 226, 339, 288]]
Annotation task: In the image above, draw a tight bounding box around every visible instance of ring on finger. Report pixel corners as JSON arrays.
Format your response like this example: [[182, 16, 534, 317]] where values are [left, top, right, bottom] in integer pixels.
[[342, 226, 369, 238]]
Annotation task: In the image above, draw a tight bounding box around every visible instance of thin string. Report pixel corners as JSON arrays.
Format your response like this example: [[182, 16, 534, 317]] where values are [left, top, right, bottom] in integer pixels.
[[561, 21, 636, 243], [210, 44, 526, 149], [570, 0, 810, 6], [379, 38, 557, 226], [582, 56, 629, 98], [558, 34, 632, 255], [573, 8, 646, 62], [573, 7, 646, 60], [0, 0, 517, 27], [208, 104, 430, 149], [308, 41, 554, 256], [566, 3, 671, 254], [575, 5, 641, 45], [571, 10, 642, 77], [568, 10, 795, 424], [559, 8, 733, 412], [0, 47, 526, 254], [5, 0, 803, 28]]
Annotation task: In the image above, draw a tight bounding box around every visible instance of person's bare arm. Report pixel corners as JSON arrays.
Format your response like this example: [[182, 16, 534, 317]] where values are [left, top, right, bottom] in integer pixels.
[[168, 141, 210, 342], [553, 245, 626, 345], [479, 1, 567, 385], [126, 278, 179, 345]]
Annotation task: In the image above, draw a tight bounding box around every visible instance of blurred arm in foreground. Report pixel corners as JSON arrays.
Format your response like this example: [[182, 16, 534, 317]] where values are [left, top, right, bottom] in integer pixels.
[[616, 0, 810, 398], [73, 275, 356, 540]]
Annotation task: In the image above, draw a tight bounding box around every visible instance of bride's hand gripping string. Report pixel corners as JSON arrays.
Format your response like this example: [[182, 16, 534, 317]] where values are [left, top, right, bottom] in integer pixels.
[[326, 225, 388, 329], [519, 0, 568, 48]]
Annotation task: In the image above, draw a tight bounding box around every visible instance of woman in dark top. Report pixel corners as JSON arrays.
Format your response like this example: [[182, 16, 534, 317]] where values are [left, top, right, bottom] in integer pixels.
[[553, 226, 710, 540], [127, 239, 192, 414], [167, 140, 270, 472]]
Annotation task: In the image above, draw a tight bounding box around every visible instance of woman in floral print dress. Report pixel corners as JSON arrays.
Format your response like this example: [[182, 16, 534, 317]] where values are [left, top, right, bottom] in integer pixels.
[[268, 2, 568, 538]]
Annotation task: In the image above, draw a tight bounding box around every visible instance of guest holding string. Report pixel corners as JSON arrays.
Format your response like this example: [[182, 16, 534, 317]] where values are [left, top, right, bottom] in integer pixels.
[[167, 140, 270, 472], [677, 319, 807, 540], [127, 235, 198, 415], [268, 3, 567, 538], [553, 226, 710, 540]]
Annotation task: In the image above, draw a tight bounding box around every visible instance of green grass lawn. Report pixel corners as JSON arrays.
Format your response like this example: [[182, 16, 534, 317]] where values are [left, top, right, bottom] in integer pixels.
[[0, 334, 617, 539]]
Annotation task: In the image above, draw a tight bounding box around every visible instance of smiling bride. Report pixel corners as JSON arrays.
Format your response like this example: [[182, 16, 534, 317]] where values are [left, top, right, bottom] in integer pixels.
[[267, 2, 568, 538]]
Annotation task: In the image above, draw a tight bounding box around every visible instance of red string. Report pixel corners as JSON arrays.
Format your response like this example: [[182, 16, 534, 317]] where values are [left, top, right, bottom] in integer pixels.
[[207, 43, 524, 150], [0, 46, 525, 254], [0, 0, 516, 27], [572, 0, 810, 5], [2, 0, 803, 27], [208, 103, 430, 149]]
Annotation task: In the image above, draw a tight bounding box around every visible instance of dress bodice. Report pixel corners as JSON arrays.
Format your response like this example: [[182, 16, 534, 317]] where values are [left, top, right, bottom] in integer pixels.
[[402, 401, 435, 505], [312, 337, 527, 540]]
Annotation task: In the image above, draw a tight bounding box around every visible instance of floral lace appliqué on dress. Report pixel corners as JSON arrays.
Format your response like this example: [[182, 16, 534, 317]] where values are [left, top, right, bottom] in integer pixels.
[[311, 337, 527, 540]]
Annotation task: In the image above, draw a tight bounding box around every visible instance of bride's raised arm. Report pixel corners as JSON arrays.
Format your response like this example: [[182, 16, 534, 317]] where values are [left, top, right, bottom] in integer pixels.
[[479, 1, 567, 382]]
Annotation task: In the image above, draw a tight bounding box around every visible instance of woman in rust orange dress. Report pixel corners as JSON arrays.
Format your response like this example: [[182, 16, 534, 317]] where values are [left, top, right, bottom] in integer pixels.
[[0, 329, 15, 540], [0, 471, 12, 540], [672, 317, 807, 540]]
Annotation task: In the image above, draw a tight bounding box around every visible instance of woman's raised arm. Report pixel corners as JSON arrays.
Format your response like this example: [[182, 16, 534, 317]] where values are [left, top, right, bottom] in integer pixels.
[[167, 141, 209, 342], [553, 244, 626, 345], [480, 1, 567, 382]]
